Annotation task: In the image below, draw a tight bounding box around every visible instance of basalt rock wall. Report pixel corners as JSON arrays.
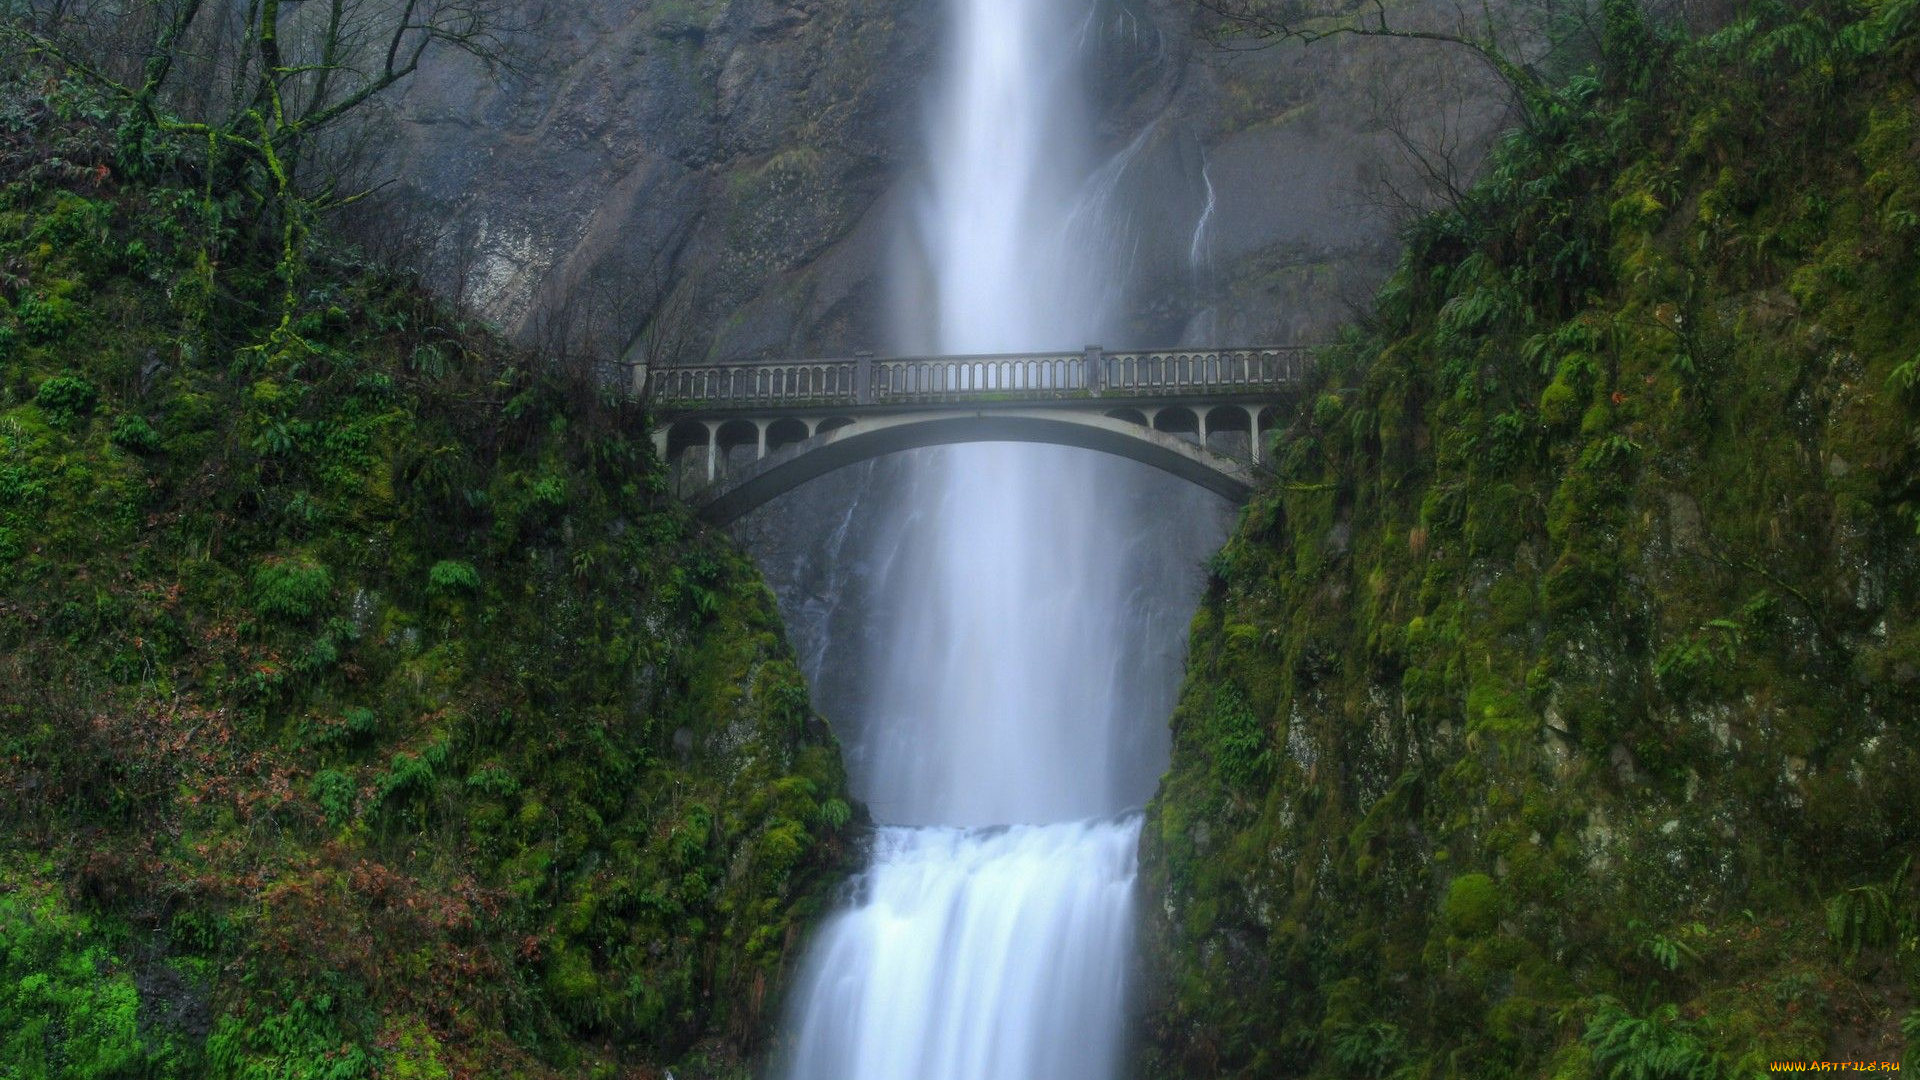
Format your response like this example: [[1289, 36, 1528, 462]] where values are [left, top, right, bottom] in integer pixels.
[[377, 0, 1511, 359]]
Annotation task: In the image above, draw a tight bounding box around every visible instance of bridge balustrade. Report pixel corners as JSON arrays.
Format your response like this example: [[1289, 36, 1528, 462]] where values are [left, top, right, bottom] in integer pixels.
[[1101, 348, 1310, 393], [647, 345, 1312, 410], [874, 354, 1084, 402], [654, 360, 861, 406]]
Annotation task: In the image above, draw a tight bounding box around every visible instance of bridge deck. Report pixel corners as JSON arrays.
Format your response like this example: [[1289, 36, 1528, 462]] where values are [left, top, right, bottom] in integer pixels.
[[642, 345, 1312, 412]]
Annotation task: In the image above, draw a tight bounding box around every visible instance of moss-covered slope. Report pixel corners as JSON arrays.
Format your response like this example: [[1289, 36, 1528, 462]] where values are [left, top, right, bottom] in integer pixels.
[[0, 76, 852, 1079], [1143, 4, 1920, 1076]]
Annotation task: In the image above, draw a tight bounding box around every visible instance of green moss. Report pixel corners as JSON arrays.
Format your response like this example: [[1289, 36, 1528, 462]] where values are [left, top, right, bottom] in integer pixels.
[[1441, 873, 1501, 937], [1539, 374, 1580, 429], [0, 869, 203, 1079]]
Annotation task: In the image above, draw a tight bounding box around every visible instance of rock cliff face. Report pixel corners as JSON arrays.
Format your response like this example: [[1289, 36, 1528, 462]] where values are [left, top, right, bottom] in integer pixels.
[[377, 0, 930, 360], [378, 0, 1508, 358]]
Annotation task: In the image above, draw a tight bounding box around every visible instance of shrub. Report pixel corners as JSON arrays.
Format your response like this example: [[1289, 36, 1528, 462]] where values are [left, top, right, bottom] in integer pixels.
[[110, 414, 161, 453], [0, 463, 50, 510], [18, 293, 81, 343], [34, 373, 98, 426]]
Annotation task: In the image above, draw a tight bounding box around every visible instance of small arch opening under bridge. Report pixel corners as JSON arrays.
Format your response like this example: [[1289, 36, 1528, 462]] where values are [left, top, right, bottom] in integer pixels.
[[767, 417, 811, 453], [1153, 407, 1200, 445]]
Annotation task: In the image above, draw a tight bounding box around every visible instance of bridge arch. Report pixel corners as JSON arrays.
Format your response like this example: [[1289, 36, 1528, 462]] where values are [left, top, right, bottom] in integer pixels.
[[1205, 405, 1253, 459], [767, 417, 811, 452], [1153, 406, 1200, 444], [687, 409, 1260, 524], [666, 419, 709, 459], [714, 419, 760, 474], [665, 420, 712, 479]]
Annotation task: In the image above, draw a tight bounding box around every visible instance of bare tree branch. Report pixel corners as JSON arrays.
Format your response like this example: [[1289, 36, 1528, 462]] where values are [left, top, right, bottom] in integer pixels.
[[1193, 0, 1553, 112], [4, 0, 518, 343]]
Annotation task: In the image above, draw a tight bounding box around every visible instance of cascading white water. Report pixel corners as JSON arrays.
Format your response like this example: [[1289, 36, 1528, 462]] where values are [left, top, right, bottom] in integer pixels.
[[783, 821, 1141, 1080], [778, 0, 1228, 1073]]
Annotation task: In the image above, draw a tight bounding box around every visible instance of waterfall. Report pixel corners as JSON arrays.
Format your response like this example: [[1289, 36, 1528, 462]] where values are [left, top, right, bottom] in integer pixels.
[[776, 0, 1229, 1072], [783, 821, 1141, 1080], [1190, 159, 1217, 271]]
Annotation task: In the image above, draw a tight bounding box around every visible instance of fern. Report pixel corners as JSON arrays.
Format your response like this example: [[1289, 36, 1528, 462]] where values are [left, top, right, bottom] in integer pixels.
[[1827, 883, 1897, 961], [309, 769, 356, 826], [427, 559, 481, 595], [252, 557, 334, 619], [1209, 684, 1273, 788], [1584, 998, 1723, 1080], [409, 342, 450, 378], [207, 997, 373, 1080], [1654, 618, 1743, 696], [1825, 856, 1912, 964], [1840, 0, 1920, 56], [1887, 354, 1919, 395], [1327, 1021, 1408, 1079], [816, 797, 853, 830], [1750, 17, 1832, 70]]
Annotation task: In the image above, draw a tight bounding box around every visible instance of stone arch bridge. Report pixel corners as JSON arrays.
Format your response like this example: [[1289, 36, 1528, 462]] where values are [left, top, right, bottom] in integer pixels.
[[639, 346, 1314, 524]]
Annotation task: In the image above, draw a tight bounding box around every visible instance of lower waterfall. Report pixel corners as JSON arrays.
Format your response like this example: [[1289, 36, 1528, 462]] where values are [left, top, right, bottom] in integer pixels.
[[782, 819, 1141, 1080]]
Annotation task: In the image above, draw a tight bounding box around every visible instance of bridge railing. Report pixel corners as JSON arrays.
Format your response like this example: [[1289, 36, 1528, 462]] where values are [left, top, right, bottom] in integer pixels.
[[873, 352, 1087, 402], [1100, 347, 1313, 394], [649, 359, 861, 406], [648, 345, 1313, 410]]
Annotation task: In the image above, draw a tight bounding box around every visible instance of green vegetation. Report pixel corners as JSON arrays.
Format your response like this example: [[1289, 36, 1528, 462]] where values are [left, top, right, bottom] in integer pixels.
[[1144, 2, 1920, 1075], [0, 68, 852, 1079], [0, 870, 202, 1078]]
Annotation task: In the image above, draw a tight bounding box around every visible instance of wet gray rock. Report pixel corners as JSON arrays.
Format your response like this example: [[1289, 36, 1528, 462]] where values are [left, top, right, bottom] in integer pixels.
[[368, 0, 1512, 359], [369, 0, 931, 360]]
